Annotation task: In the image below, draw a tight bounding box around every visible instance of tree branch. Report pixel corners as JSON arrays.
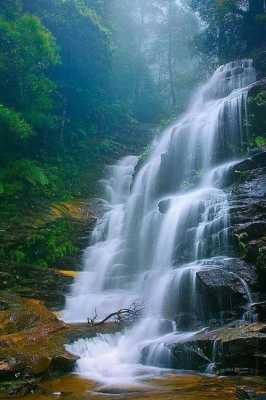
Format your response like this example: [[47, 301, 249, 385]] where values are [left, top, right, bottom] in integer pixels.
[[87, 302, 143, 327]]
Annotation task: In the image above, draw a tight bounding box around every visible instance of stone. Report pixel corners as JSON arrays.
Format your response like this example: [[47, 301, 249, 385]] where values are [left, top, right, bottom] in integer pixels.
[[236, 387, 257, 399], [196, 267, 248, 312], [175, 313, 199, 331], [251, 302, 266, 322], [235, 222, 266, 240], [254, 52, 266, 79], [0, 293, 68, 379], [231, 152, 266, 173], [171, 343, 210, 371], [49, 353, 78, 373], [158, 199, 171, 214], [31, 357, 52, 376], [170, 323, 266, 375], [0, 360, 15, 378], [223, 153, 266, 299]]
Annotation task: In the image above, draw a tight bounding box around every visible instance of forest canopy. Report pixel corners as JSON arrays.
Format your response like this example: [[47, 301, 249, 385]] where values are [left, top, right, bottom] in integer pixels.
[[0, 0, 200, 203]]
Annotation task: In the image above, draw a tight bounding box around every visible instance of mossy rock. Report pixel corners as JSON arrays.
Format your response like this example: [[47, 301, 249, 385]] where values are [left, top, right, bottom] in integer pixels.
[[0, 292, 77, 380]]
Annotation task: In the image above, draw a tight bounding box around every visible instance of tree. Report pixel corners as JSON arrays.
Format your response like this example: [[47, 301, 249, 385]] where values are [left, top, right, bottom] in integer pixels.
[[0, 11, 59, 132], [138, 0, 200, 111], [190, 0, 266, 63]]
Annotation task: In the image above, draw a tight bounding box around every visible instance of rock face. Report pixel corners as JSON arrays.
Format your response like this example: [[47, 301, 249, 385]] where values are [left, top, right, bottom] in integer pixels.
[[0, 263, 76, 310], [0, 291, 122, 397], [251, 302, 266, 323], [168, 151, 266, 375], [196, 267, 248, 309], [227, 152, 266, 299], [170, 323, 266, 375], [0, 292, 74, 379]]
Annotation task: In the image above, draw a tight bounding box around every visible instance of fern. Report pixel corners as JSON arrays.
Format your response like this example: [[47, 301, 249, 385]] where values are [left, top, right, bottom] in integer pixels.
[[0, 104, 32, 140]]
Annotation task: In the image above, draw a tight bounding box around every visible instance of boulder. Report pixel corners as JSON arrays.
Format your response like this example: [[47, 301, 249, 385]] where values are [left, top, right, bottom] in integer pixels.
[[0, 292, 71, 379], [196, 267, 249, 315], [170, 323, 266, 375], [251, 302, 266, 323], [175, 313, 199, 331], [231, 152, 266, 173], [49, 352, 78, 373], [0, 291, 123, 385], [0, 360, 16, 378], [158, 199, 171, 214], [171, 342, 210, 371]]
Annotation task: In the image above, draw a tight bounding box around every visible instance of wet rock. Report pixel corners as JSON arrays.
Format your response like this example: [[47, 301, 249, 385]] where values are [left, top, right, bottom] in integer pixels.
[[196, 267, 248, 313], [236, 386, 257, 399], [251, 302, 266, 322], [1, 378, 38, 397], [235, 222, 266, 240], [158, 199, 171, 214], [49, 352, 78, 373], [0, 262, 76, 310], [0, 291, 124, 388], [234, 67, 244, 75], [224, 154, 266, 298], [157, 319, 175, 335], [170, 323, 266, 375], [231, 152, 266, 174], [31, 357, 52, 376], [0, 292, 73, 380], [175, 313, 199, 331], [0, 360, 16, 378], [254, 52, 266, 79], [171, 343, 210, 371]]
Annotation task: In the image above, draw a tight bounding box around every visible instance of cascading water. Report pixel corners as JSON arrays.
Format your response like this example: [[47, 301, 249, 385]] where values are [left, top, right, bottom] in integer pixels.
[[63, 60, 256, 384]]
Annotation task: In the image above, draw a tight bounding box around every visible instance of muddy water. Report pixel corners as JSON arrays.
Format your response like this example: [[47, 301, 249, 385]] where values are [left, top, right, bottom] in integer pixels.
[[16, 374, 266, 400]]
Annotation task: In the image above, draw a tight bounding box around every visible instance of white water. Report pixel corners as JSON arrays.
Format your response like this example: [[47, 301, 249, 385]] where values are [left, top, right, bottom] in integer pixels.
[[63, 60, 256, 384]]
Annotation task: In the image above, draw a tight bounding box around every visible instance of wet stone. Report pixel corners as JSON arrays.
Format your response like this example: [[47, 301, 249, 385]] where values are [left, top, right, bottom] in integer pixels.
[[251, 302, 266, 322]]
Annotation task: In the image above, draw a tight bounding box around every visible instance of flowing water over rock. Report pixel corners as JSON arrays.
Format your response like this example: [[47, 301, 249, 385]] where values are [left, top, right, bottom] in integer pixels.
[[63, 60, 257, 384]]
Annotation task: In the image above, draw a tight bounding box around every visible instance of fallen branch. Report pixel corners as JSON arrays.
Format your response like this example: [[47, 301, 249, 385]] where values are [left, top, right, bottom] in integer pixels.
[[87, 302, 143, 327]]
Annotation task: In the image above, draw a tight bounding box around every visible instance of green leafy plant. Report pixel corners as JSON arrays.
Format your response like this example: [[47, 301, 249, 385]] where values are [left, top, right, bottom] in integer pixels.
[[0, 104, 32, 140], [255, 136, 266, 147]]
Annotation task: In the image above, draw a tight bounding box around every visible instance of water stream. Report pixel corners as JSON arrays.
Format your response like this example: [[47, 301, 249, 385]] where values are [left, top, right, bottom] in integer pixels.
[[63, 60, 256, 384]]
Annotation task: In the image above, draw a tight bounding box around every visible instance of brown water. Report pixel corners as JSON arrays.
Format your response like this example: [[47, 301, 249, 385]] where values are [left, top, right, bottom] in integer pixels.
[[15, 373, 266, 400]]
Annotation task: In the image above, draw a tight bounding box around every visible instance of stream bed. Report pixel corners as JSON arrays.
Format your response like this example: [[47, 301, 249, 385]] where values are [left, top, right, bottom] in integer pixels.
[[15, 373, 266, 400]]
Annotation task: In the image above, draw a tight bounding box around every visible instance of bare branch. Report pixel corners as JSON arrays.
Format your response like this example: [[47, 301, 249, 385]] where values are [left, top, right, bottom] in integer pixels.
[[87, 302, 144, 327]]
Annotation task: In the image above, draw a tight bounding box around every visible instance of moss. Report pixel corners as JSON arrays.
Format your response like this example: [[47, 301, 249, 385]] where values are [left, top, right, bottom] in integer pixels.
[[0, 199, 96, 269], [247, 85, 266, 148]]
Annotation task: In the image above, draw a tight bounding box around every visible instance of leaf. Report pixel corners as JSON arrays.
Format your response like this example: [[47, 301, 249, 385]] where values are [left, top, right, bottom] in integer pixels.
[[0, 182, 4, 194]]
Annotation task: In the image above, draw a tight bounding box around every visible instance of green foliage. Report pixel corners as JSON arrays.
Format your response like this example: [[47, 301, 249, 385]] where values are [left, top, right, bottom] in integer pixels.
[[255, 136, 266, 147], [13, 249, 26, 264], [0, 13, 59, 128], [7, 159, 49, 187], [248, 89, 266, 146], [0, 0, 199, 268], [0, 159, 49, 197], [25, 218, 80, 267], [190, 0, 266, 63], [0, 104, 32, 141]]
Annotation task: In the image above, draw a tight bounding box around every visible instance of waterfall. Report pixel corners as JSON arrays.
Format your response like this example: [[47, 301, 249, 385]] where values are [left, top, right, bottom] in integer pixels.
[[63, 60, 256, 384]]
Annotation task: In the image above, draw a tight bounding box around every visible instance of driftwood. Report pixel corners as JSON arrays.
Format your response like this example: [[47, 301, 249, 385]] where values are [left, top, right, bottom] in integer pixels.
[[87, 302, 143, 327]]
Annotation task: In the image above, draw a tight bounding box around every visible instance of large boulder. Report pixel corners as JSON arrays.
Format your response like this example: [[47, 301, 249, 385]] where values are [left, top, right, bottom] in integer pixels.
[[0, 292, 76, 380], [170, 323, 266, 375], [196, 267, 249, 311], [0, 291, 121, 390]]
